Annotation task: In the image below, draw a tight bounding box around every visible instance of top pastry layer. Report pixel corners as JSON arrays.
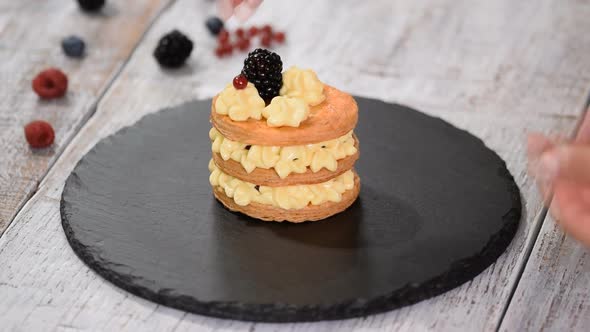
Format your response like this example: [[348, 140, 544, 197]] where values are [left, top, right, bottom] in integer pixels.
[[210, 86, 358, 146]]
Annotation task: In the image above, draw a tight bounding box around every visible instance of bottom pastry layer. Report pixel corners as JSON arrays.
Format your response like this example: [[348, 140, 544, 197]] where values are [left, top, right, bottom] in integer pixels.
[[212, 172, 360, 223]]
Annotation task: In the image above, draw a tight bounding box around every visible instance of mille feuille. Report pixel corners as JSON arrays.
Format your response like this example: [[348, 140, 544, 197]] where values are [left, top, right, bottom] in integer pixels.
[[208, 49, 360, 222]]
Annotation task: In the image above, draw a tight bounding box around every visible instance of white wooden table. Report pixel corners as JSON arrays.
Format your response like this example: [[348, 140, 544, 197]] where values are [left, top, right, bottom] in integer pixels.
[[1, 0, 589, 331]]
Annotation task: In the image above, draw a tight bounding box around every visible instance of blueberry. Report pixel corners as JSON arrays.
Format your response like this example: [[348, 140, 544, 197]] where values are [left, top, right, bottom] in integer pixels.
[[61, 36, 86, 58], [205, 17, 224, 36]]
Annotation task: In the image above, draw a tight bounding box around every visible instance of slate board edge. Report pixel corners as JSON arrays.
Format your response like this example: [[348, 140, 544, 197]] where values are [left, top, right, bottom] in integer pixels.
[[59, 99, 522, 322]]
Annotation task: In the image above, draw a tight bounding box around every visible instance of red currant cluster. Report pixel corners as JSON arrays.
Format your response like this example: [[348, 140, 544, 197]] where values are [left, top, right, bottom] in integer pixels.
[[215, 24, 286, 58]]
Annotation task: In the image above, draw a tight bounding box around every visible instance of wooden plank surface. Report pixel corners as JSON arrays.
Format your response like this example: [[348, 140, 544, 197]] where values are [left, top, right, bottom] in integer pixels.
[[0, 0, 171, 234], [499, 215, 590, 332], [1, 0, 590, 331]]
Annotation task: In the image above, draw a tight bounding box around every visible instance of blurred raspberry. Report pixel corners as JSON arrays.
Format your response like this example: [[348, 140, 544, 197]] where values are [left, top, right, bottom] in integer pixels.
[[32, 68, 68, 99], [24, 120, 55, 148]]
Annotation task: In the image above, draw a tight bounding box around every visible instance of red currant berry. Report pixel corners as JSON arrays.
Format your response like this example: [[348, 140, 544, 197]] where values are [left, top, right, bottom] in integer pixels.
[[261, 34, 272, 47], [24, 120, 55, 148], [236, 28, 245, 38], [215, 46, 225, 57], [222, 43, 234, 55], [218, 30, 230, 43], [261, 25, 272, 36], [233, 74, 248, 89], [237, 38, 250, 51], [248, 26, 259, 37], [273, 31, 285, 43], [219, 38, 232, 47]]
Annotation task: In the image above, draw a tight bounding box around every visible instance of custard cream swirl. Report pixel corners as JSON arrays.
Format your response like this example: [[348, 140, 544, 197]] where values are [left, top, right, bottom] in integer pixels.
[[209, 160, 355, 209], [214, 67, 326, 126], [210, 128, 357, 178], [280, 66, 326, 106], [262, 96, 309, 127], [214, 83, 265, 121]]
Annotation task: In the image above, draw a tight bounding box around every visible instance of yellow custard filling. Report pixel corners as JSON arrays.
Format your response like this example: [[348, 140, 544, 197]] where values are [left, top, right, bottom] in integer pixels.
[[214, 83, 265, 121], [262, 96, 309, 127], [214, 67, 326, 127], [209, 160, 355, 209], [209, 127, 357, 178], [280, 66, 325, 106]]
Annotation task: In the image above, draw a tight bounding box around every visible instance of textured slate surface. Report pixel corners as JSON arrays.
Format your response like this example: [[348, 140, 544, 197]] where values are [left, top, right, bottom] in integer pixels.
[[60, 98, 521, 322]]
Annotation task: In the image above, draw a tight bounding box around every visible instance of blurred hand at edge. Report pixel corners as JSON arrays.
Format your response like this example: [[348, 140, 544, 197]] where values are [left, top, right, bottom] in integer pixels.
[[528, 109, 590, 247], [217, 0, 263, 21]]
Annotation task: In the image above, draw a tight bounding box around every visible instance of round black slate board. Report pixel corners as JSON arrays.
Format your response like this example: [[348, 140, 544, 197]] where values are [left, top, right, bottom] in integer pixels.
[[60, 98, 522, 322]]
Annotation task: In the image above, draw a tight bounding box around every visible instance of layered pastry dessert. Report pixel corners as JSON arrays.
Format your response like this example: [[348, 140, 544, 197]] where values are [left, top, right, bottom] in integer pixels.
[[208, 49, 360, 222]]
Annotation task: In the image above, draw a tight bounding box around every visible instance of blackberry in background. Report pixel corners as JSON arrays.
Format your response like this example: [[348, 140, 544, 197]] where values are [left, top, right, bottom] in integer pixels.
[[153, 30, 194, 68], [77, 0, 105, 11]]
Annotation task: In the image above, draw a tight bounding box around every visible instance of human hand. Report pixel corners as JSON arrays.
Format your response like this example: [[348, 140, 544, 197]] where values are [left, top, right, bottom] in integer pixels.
[[217, 0, 263, 21], [527, 110, 590, 247]]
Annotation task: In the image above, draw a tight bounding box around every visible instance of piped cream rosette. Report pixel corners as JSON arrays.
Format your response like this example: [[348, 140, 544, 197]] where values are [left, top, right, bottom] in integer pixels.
[[209, 66, 360, 222]]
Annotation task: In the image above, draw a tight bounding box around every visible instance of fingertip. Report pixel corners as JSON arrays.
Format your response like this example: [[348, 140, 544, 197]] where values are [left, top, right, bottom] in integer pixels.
[[217, 0, 234, 20], [538, 150, 560, 180], [575, 110, 590, 144], [527, 132, 553, 157], [554, 200, 590, 247], [538, 179, 553, 204], [234, 3, 255, 21], [527, 132, 547, 143], [245, 0, 263, 8], [233, 0, 262, 21]]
